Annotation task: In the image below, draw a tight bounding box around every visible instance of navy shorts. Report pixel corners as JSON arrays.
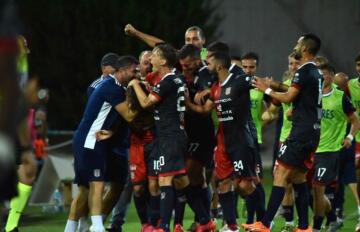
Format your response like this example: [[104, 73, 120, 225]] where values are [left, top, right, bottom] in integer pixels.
[[155, 133, 187, 177], [73, 136, 108, 186], [313, 152, 339, 185]]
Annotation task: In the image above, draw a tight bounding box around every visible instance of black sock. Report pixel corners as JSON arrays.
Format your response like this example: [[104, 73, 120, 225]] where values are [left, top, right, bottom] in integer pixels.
[[293, 183, 309, 230], [255, 184, 266, 221], [149, 195, 160, 226], [234, 191, 239, 219], [313, 215, 324, 230], [134, 194, 148, 224], [218, 191, 237, 225], [245, 189, 257, 223], [201, 186, 211, 219], [325, 186, 337, 223], [261, 186, 285, 227], [282, 205, 294, 222], [159, 186, 175, 231], [184, 185, 210, 225], [211, 208, 218, 218], [174, 188, 186, 225]]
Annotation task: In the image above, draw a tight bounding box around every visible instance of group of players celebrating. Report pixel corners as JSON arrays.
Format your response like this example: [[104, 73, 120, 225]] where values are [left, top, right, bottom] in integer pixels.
[[63, 24, 360, 232]]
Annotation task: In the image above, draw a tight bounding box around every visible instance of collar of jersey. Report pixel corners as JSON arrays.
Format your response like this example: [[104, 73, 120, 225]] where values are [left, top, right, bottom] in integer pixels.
[[161, 72, 175, 81], [229, 63, 236, 72], [322, 87, 334, 97], [297, 61, 317, 70], [109, 74, 124, 89], [221, 73, 233, 86]]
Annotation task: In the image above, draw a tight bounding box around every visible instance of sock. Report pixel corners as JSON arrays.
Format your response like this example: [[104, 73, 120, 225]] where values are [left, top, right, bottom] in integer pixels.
[[261, 186, 285, 228], [159, 186, 175, 231], [90, 215, 104, 230], [234, 191, 239, 219], [184, 185, 211, 225], [211, 208, 218, 218], [134, 194, 149, 224], [64, 219, 79, 232], [358, 205, 360, 216], [293, 183, 309, 230], [5, 182, 32, 231], [255, 183, 266, 221], [313, 215, 324, 230], [174, 188, 186, 225], [201, 186, 211, 220], [325, 186, 337, 223], [77, 217, 89, 232], [282, 205, 294, 223], [149, 195, 160, 226], [245, 189, 257, 223], [218, 191, 237, 226]]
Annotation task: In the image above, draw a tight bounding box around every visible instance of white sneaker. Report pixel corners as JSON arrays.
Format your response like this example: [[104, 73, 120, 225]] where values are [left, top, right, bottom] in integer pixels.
[[89, 225, 105, 232], [219, 224, 239, 232]]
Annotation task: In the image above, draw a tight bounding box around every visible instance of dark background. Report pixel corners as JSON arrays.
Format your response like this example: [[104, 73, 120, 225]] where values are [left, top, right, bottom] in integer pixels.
[[16, 0, 221, 129]]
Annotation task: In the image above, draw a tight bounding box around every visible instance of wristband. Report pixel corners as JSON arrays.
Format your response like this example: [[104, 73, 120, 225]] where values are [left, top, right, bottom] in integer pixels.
[[265, 88, 272, 95], [346, 134, 354, 142]]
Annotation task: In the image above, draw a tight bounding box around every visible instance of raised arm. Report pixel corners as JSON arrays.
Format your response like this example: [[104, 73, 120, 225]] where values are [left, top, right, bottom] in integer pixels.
[[253, 77, 299, 104], [124, 24, 164, 48]]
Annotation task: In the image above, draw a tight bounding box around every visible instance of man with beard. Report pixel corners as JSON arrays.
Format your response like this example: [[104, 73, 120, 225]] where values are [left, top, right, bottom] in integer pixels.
[[243, 33, 323, 232]]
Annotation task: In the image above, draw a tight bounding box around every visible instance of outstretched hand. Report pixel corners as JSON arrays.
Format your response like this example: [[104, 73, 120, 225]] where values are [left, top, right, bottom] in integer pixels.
[[252, 76, 272, 92]]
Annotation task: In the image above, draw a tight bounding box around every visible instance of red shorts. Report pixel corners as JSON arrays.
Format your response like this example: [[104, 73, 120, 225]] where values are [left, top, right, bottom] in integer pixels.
[[355, 142, 360, 169], [214, 145, 256, 181], [129, 131, 155, 184]]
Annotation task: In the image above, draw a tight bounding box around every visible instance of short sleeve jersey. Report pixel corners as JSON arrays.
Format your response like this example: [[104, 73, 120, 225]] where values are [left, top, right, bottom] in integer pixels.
[[347, 78, 360, 142], [210, 73, 256, 153], [316, 88, 355, 152], [76, 77, 126, 149], [184, 65, 215, 137], [289, 62, 323, 139], [87, 75, 105, 97], [151, 73, 186, 137]]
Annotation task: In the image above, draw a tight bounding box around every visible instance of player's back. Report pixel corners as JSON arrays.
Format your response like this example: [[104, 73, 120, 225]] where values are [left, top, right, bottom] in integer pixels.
[[291, 62, 323, 128]]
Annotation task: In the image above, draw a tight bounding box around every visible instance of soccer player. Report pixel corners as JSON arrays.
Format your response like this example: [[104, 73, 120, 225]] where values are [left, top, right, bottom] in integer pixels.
[[243, 33, 323, 232], [334, 72, 349, 91], [261, 53, 300, 231], [4, 36, 38, 232], [124, 24, 208, 60], [311, 64, 359, 232], [186, 51, 258, 231], [240, 52, 267, 224], [175, 44, 215, 231], [345, 53, 360, 232], [64, 56, 138, 232], [128, 43, 215, 232]]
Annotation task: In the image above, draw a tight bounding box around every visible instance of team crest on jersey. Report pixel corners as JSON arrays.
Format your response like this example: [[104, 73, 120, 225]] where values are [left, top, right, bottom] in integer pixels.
[[94, 169, 101, 177], [225, 87, 231, 95]]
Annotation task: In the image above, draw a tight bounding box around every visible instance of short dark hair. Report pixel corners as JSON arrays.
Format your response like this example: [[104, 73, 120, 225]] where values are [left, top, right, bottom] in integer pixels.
[[210, 52, 231, 69], [155, 43, 178, 68], [355, 53, 360, 62], [301, 33, 321, 55], [185, 26, 205, 41], [241, 52, 260, 65], [115, 55, 138, 70], [207, 41, 230, 54], [231, 55, 242, 61], [101, 52, 120, 68], [178, 44, 201, 60], [319, 63, 336, 75]]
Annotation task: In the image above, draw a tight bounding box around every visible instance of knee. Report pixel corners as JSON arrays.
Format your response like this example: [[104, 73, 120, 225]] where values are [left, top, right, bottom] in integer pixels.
[[133, 184, 145, 197], [217, 178, 233, 194], [238, 180, 255, 197], [173, 175, 189, 189], [148, 180, 159, 196]]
